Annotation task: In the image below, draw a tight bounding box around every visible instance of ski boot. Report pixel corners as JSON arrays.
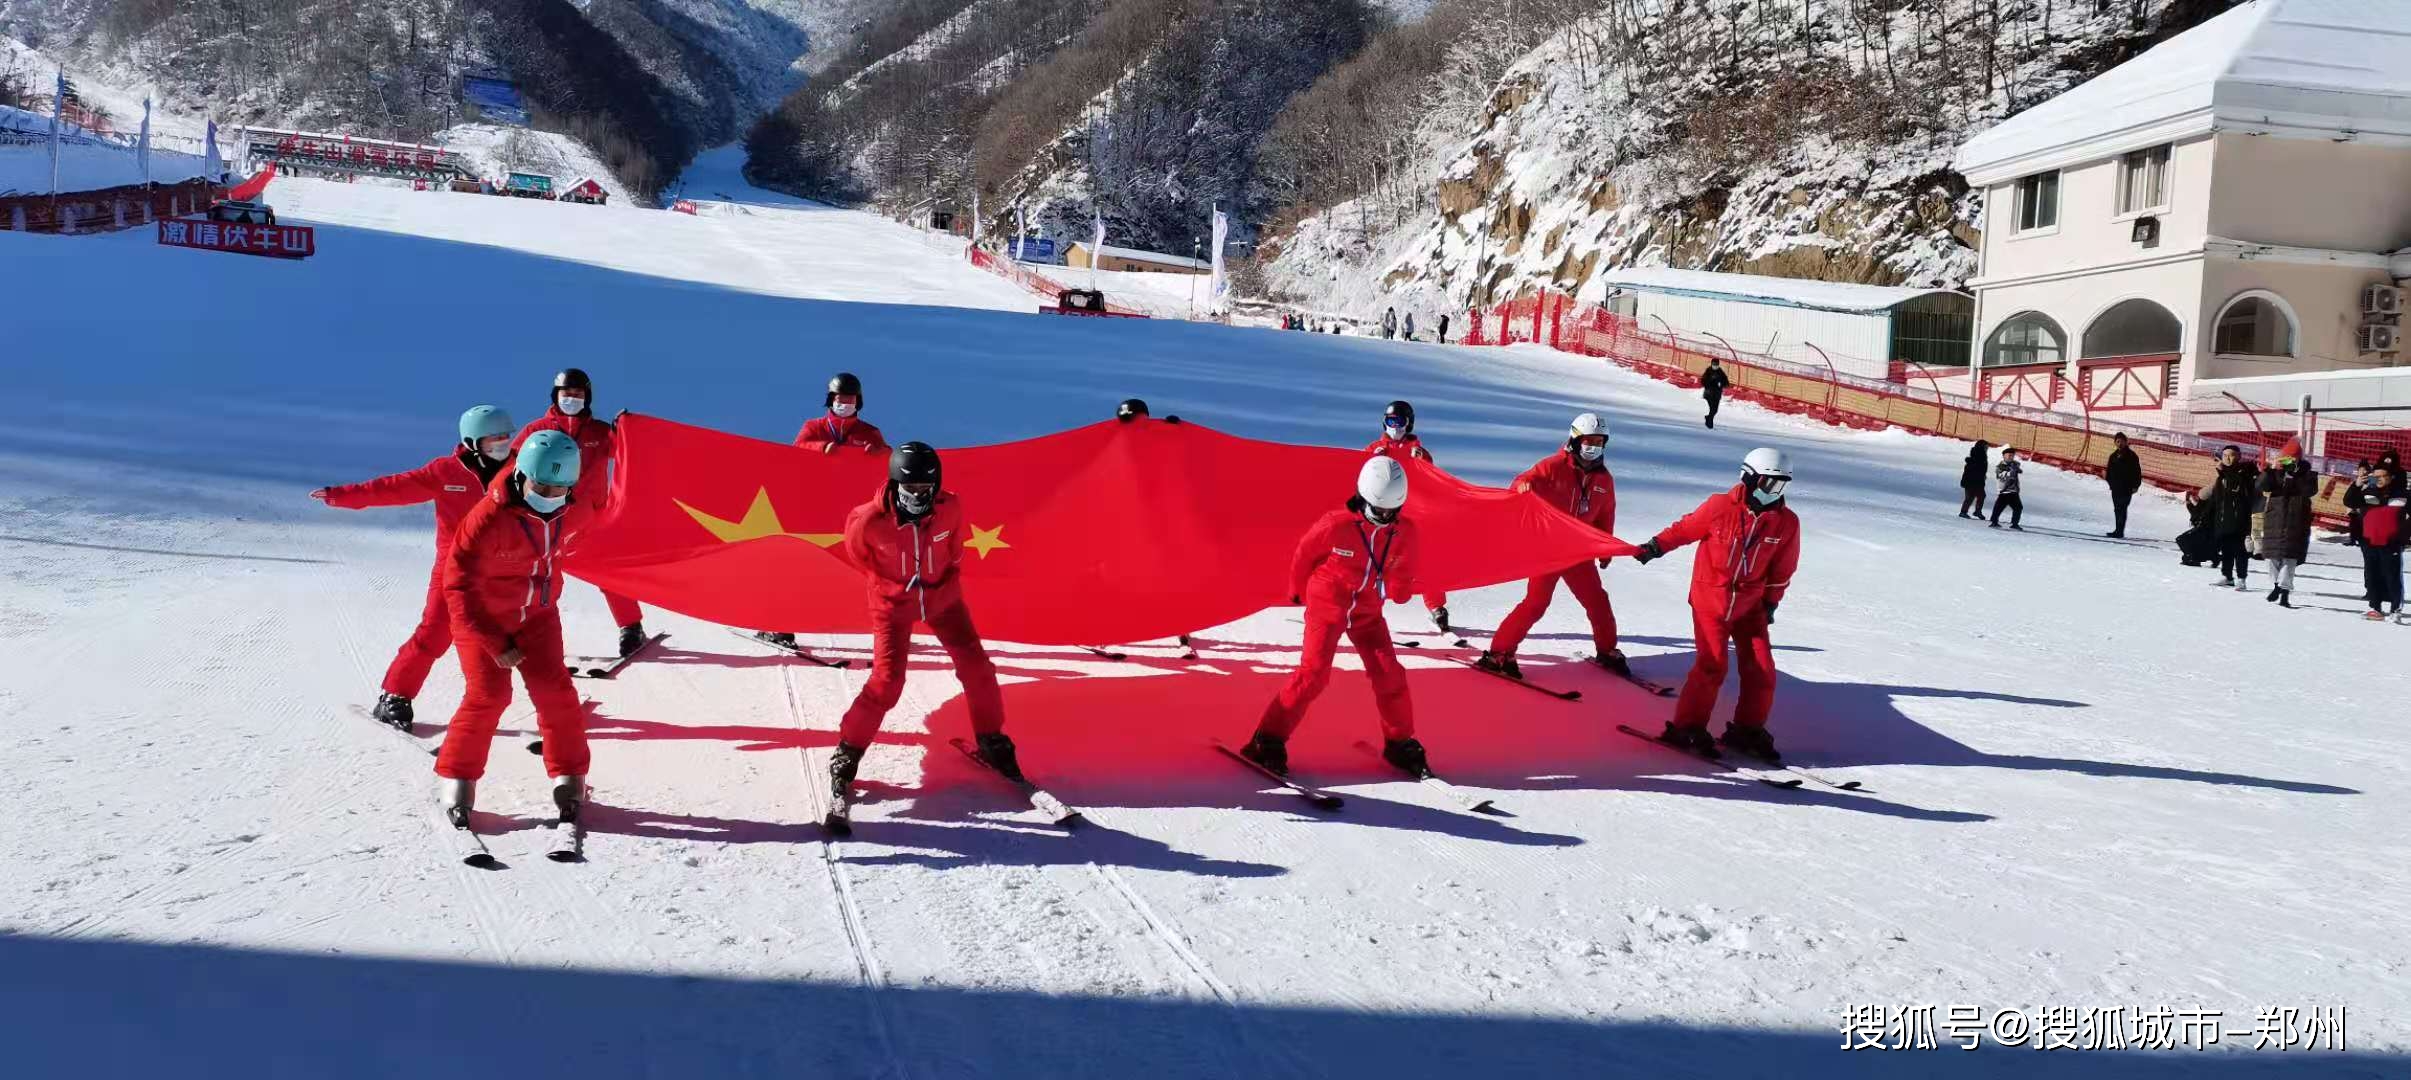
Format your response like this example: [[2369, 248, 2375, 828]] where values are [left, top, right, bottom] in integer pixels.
[[1473, 651, 1522, 680], [975, 732, 1025, 782], [2265, 586, 2281, 603], [1717, 723, 1780, 763], [439, 777, 476, 828], [1588, 650, 1632, 678], [370, 692, 414, 731], [829, 741, 864, 791], [1381, 737, 1430, 778], [1239, 732, 1289, 776], [2276, 589, 2294, 609], [760, 631, 798, 649], [617, 621, 648, 658], [1658, 721, 1720, 759], [552, 774, 587, 824], [1429, 606, 1451, 634]]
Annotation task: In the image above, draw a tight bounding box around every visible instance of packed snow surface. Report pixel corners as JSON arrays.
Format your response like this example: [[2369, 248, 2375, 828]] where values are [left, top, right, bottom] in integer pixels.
[[0, 159, 2400, 1079]]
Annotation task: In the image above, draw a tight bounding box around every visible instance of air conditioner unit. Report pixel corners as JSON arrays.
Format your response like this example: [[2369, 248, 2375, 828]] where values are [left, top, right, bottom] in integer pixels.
[[2365, 282, 2404, 315], [2360, 323, 2401, 353]]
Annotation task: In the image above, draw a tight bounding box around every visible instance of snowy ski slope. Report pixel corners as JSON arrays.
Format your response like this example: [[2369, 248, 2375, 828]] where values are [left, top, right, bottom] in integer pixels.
[[0, 160, 2401, 1079]]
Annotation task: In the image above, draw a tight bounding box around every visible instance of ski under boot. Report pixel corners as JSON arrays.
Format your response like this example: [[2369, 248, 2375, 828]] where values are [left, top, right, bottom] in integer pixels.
[[1717, 723, 1780, 763], [370, 692, 414, 731], [1239, 732, 1289, 776], [1381, 737, 1430, 778], [552, 774, 587, 824], [761, 631, 798, 648], [1658, 722, 1720, 759], [974, 732, 1025, 782], [1588, 650, 1632, 678], [1474, 651, 1522, 680], [617, 621, 648, 657], [1429, 606, 1451, 634], [440, 777, 476, 827]]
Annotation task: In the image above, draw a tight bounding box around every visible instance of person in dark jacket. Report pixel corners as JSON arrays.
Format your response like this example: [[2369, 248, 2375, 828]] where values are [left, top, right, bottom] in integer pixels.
[[2104, 433, 2143, 538], [2350, 463, 2406, 618], [1958, 440, 1990, 519], [2202, 446, 2260, 590], [2346, 461, 2372, 546], [1438, 313, 1451, 344], [2254, 439, 2317, 608], [1701, 359, 1731, 429], [1989, 447, 2025, 530]]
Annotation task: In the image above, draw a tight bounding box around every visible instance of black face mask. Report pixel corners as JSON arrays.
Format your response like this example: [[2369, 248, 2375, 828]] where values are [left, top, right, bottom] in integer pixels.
[[1364, 504, 1399, 525]]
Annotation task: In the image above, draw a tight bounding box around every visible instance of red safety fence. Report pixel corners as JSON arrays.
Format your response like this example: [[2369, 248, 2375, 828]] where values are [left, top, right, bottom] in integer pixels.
[[0, 178, 222, 235], [1458, 290, 2363, 525], [967, 246, 1149, 317]]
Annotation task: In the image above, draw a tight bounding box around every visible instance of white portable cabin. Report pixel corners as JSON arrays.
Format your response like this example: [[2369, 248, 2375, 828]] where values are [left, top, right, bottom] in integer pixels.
[[1597, 267, 1973, 379]]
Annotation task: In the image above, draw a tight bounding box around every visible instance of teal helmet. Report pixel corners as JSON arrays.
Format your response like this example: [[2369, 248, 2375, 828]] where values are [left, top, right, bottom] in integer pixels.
[[516, 429, 581, 487], [458, 405, 515, 444]]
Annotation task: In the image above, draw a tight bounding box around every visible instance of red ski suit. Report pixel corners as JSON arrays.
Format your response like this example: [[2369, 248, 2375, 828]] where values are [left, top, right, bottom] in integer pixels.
[[835, 489, 1007, 748], [1650, 484, 1801, 730], [1257, 508, 1421, 741], [514, 407, 643, 628], [1490, 451, 1619, 659], [794, 414, 889, 454], [434, 477, 596, 782], [1366, 435, 1446, 614], [321, 448, 499, 698]]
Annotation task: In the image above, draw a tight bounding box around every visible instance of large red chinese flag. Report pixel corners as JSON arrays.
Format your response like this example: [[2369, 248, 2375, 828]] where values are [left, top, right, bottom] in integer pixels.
[[565, 413, 1630, 644]]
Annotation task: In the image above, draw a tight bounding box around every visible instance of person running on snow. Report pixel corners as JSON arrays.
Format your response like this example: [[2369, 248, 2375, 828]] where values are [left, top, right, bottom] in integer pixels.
[[1477, 412, 1626, 679], [1629, 448, 1801, 762], [514, 368, 648, 657], [313, 405, 516, 730], [1240, 457, 1428, 779], [828, 442, 1023, 804], [1366, 400, 1453, 634], [1700, 358, 1730, 429], [793, 372, 889, 455], [433, 430, 596, 827]]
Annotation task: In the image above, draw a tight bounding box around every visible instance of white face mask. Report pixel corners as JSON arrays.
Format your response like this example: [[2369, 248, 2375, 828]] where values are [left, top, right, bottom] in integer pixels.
[[832, 402, 859, 419], [524, 489, 567, 514], [1383, 424, 1406, 441], [1578, 443, 1605, 463], [557, 395, 587, 416], [479, 438, 512, 463], [896, 485, 934, 515]]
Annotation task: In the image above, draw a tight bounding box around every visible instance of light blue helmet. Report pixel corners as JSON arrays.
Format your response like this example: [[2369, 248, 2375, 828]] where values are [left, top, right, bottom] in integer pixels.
[[515, 429, 581, 487], [458, 405, 515, 444]]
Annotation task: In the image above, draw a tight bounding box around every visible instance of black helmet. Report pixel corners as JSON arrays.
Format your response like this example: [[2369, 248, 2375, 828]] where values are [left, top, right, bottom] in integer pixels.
[[888, 441, 941, 517], [554, 368, 592, 394], [826, 372, 864, 409], [1383, 400, 1415, 435], [1117, 398, 1150, 422]]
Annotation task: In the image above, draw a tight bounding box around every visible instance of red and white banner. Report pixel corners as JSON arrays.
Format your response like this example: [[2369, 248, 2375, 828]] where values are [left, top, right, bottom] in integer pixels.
[[157, 219, 315, 259]]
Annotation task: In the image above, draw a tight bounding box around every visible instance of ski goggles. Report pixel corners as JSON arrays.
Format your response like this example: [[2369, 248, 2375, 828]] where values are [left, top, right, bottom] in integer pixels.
[[1748, 473, 1791, 499]]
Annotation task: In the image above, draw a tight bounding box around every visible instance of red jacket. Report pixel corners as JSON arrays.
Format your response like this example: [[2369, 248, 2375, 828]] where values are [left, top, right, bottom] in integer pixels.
[[1364, 434, 1434, 464], [1651, 484, 1800, 620], [514, 408, 616, 508], [843, 488, 968, 621], [442, 476, 597, 657], [2364, 497, 2405, 550], [1514, 451, 1616, 532], [1290, 508, 1419, 618], [322, 449, 497, 552], [795, 414, 889, 454]]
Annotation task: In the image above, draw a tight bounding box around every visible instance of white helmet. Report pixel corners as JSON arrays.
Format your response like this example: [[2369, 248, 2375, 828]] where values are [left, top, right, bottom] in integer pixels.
[[1741, 447, 1792, 506], [1357, 456, 1409, 512], [1567, 412, 1610, 464], [1568, 412, 1609, 441]]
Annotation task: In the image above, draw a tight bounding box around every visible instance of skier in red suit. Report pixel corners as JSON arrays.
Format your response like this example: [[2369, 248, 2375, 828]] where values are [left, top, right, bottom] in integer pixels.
[[1480, 412, 1625, 679], [1366, 399, 1453, 634], [514, 368, 646, 657], [433, 429, 596, 827], [1631, 447, 1802, 762], [1241, 456, 1430, 778], [828, 442, 1019, 806], [792, 371, 889, 454], [313, 405, 516, 730]]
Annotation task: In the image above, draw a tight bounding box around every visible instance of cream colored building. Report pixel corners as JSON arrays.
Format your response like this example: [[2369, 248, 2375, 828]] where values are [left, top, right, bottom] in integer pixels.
[[1952, 0, 2411, 454], [1065, 243, 1211, 276]]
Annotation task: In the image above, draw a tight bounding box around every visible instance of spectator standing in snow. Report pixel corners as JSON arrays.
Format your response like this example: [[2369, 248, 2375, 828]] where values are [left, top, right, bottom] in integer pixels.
[[2254, 439, 2316, 608], [1958, 440, 1990, 519], [1438, 313, 1451, 344], [1989, 447, 2025, 530], [2350, 463, 2406, 619], [1381, 307, 1398, 339], [1700, 358, 1731, 429], [2104, 432, 2143, 538], [2203, 446, 2260, 590], [1404, 312, 1417, 341], [2346, 461, 2371, 546]]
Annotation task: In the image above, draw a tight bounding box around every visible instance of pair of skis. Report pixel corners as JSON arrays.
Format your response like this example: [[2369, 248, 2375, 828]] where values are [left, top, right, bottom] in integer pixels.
[[730, 627, 852, 668], [351, 703, 585, 865], [1081, 635, 1200, 662], [1612, 723, 1865, 792], [568, 632, 669, 680], [815, 740, 1084, 836], [1209, 738, 1501, 815]]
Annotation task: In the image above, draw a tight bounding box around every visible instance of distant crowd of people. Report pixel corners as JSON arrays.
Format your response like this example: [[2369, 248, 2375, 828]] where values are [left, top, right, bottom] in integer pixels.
[[1279, 308, 1453, 343]]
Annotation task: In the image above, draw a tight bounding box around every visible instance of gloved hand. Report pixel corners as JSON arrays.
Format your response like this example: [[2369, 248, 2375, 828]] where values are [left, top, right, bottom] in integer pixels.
[[1596, 557, 1613, 569], [1633, 539, 1663, 565], [496, 646, 526, 669], [822, 443, 838, 455], [1764, 603, 1778, 625], [310, 488, 329, 502]]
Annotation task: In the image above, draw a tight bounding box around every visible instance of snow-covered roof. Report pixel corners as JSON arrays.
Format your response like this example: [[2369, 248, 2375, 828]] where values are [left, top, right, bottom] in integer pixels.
[[1957, 0, 2411, 185], [1596, 267, 1965, 315], [1074, 242, 1210, 270]]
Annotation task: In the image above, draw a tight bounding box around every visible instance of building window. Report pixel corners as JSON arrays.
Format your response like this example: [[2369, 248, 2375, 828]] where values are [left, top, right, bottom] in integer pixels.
[[2117, 145, 2170, 215], [1983, 311, 2066, 367], [2213, 292, 2296, 357], [2081, 298, 2181, 360], [2013, 171, 2059, 233]]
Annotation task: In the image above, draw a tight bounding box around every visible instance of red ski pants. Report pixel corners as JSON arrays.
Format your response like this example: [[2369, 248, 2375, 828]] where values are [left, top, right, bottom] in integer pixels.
[[1671, 604, 1777, 730], [434, 613, 588, 781], [1256, 607, 1414, 741], [596, 584, 643, 628], [381, 566, 453, 699], [1489, 561, 1618, 659], [838, 601, 1006, 748], [1424, 590, 1447, 613]]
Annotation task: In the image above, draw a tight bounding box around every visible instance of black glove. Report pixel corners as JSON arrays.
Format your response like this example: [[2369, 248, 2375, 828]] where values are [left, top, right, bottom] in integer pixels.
[[1596, 557, 1612, 569], [1287, 594, 1302, 606], [1764, 602, 1778, 625], [1633, 539, 1663, 565]]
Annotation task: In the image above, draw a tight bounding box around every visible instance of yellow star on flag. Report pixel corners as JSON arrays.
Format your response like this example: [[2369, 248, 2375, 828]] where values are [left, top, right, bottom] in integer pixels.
[[963, 523, 1011, 559], [676, 488, 843, 548]]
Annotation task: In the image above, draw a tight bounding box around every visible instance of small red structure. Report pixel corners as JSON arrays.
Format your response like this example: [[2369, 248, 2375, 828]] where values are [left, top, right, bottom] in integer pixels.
[[558, 179, 609, 206], [670, 199, 699, 216]]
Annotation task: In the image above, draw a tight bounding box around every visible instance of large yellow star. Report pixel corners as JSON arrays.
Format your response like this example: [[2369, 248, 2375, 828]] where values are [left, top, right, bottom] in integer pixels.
[[963, 523, 1011, 559], [675, 488, 843, 548]]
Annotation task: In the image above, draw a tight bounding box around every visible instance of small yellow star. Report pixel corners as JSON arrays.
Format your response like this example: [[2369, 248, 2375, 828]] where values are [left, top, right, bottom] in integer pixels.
[[963, 523, 1011, 559], [675, 488, 842, 547]]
